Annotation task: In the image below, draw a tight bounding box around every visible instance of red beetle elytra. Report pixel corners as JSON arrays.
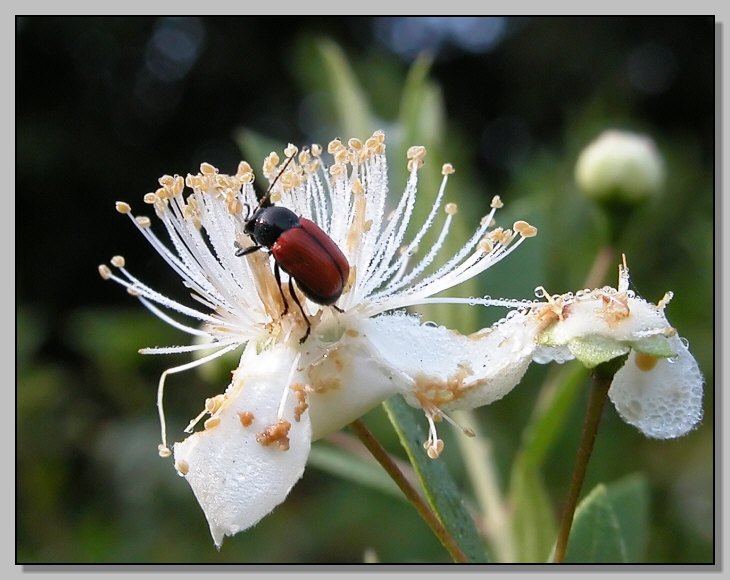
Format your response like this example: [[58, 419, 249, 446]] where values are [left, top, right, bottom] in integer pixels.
[[236, 153, 350, 342]]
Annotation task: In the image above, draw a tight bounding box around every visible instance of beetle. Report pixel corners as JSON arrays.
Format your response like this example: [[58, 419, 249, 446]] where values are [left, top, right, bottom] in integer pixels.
[[236, 152, 350, 343]]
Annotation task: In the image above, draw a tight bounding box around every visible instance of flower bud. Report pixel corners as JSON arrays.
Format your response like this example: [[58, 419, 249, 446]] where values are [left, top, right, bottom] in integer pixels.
[[575, 130, 665, 203]]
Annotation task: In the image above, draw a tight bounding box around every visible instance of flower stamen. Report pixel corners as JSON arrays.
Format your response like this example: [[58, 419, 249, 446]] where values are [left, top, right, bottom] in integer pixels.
[[155, 342, 241, 457]]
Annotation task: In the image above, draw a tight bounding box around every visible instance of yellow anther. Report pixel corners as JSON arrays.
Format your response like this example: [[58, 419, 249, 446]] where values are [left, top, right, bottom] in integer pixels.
[[365, 136, 380, 150], [334, 149, 351, 165], [111, 255, 126, 268], [426, 439, 444, 459], [172, 175, 185, 196], [657, 291, 674, 311], [266, 152, 280, 167], [490, 195, 504, 209], [348, 137, 363, 150], [158, 444, 171, 458], [445, 202, 458, 215], [298, 149, 311, 165], [205, 394, 225, 414], [204, 417, 221, 430], [159, 174, 175, 187], [175, 459, 189, 475], [236, 161, 253, 176], [513, 220, 538, 238], [480, 214, 496, 227], [329, 163, 346, 178], [127, 286, 140, 297], [406, 145, 427, 160], [185, 174, 200, 190], [143, 192, 157, 204], [115, 201, 131, 214], [328, 138, 344, 154], [135, 216, 152, 228], [478, 238, 494, 253], [488, 227, 513, 246], [227, 198, 242, 215], [441, 163, 455, 175], [98, 264, 112, 280], [200, 162, 217, 176], [311, 144, 322, 157], [284, 143, 298, 159]]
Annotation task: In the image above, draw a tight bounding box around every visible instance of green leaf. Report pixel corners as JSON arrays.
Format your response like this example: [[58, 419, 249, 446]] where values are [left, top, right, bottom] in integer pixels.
[[562, 484, 627, 563], [307, 441, 404, 501], [397, 54, 443, 154], [509, 455, 558, 562], [382, 396, 489, 563], [603, 473, 650, 562], [315, 38, 373, 139], [561, 475, 649, 563]]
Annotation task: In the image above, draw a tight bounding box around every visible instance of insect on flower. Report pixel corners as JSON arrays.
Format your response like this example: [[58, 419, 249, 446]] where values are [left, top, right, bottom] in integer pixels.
[[98, 132, 545, 547], [236, 151, 350, 343]]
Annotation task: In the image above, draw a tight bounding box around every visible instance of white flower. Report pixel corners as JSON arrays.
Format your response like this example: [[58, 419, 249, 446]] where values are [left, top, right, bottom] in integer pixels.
[[99, 132, 539, 546], [531, 257, 703, 439]]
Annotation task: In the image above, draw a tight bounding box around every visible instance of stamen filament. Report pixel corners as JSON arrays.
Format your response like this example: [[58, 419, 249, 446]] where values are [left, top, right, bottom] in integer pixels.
[[156, 342, 241, 456]]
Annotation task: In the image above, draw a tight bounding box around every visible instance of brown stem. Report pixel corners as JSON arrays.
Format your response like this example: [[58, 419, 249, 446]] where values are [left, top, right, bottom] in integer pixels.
[[349, 419, 469, 563], [552, 370, 612, 563]]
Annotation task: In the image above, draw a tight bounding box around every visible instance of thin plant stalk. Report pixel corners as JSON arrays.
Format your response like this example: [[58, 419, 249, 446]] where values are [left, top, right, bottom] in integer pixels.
[[349, 418, 469, 563], [552, 368, 613, 563]]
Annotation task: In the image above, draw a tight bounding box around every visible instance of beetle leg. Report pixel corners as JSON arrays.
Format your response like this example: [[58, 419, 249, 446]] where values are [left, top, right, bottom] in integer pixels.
[[331, 305, 345, 313], [289, 277, 311, 344], [273, 262, 289, 316], [235, 244, 262, 257]]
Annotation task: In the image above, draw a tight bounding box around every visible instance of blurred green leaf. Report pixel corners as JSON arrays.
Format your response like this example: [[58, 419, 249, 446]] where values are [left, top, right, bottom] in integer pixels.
[[520, 363, 587, 468], [65, 308, 181, 372], [308, 441, 404, 500], [315, 37, 374, 139], [398, 54, 439, 145], [603, 473, 650, 562], [562, 483, 626, 563], [383, 396, 489, 563], [509, 456, 557, 562], [561, 474, 649, 563]]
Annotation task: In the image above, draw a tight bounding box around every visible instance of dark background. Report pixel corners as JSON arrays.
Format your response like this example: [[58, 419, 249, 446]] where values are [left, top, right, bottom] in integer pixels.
[[17, 16, 715, 563]]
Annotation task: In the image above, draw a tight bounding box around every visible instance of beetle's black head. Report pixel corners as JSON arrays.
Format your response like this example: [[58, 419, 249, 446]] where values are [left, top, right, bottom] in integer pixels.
[[245, 205, 300, 249]]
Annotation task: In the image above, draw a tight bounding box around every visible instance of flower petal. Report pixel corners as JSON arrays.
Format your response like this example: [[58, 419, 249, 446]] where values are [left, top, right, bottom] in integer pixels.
[[355, 311, 539, 412], [608, 334, 704, 439], [305, 329, 404, 440], [173, 343, 311, 547]]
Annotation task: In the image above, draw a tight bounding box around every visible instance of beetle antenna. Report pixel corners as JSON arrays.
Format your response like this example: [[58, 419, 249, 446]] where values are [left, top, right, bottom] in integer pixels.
[[257, 151, 297, 208]]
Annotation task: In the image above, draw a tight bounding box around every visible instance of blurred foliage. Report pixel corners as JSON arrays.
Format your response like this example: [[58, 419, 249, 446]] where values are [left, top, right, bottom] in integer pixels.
[[17, 17, 714, 564]]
